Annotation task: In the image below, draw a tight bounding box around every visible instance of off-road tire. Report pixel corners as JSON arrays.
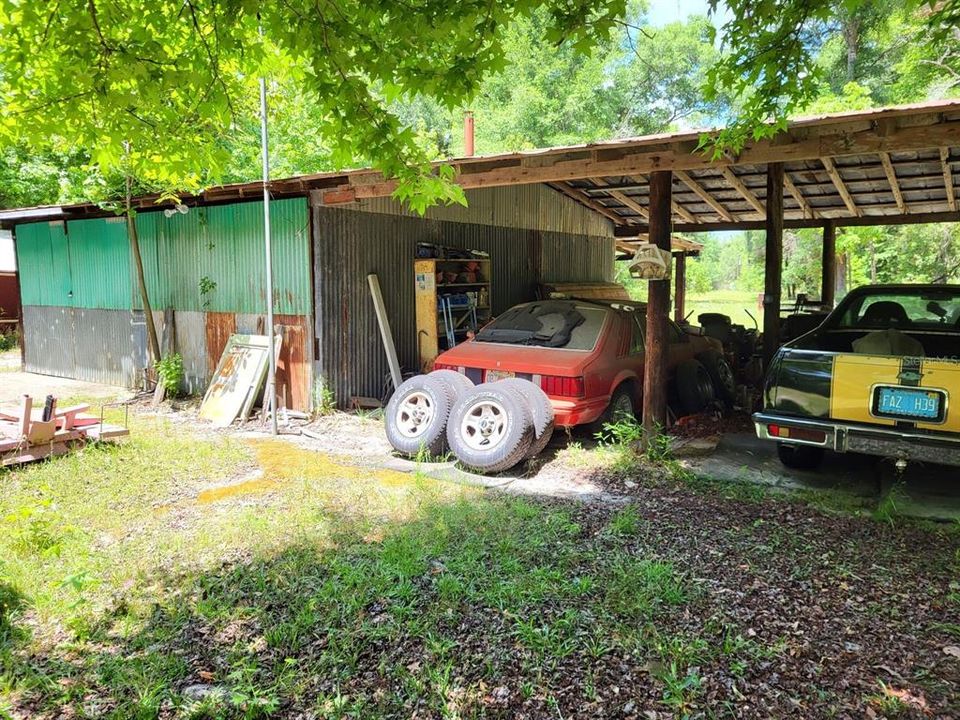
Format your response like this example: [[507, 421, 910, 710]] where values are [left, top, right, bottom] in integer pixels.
[[447, 383, 534, 473], [495, 378, 556, 459], [428, 369, 474, 399], [777, 442, 825, 470], [384, 375, 454, 457], [675, 360, 716, 417], [697, 350, 736, 410]]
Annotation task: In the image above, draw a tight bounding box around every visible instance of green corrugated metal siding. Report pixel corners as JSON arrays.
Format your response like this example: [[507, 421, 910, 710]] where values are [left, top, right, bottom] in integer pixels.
[[68, 216, 132, 309], [137, 198, 310, 314], [15, 221, 72, 307], [14, 197, 311, 316]]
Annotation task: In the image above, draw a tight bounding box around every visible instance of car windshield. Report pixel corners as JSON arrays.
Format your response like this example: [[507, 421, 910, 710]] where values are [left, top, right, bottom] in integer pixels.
[[833, 288, 960, 330], [474, 301, 606, 350]]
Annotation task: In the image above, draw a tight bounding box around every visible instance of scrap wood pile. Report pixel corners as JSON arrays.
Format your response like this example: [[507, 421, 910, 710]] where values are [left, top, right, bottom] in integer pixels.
[[0, 394, 129, 466]]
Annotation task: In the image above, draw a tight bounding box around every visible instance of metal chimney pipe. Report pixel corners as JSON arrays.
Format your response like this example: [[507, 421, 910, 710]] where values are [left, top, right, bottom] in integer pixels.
[[464, 110, 475, 157]]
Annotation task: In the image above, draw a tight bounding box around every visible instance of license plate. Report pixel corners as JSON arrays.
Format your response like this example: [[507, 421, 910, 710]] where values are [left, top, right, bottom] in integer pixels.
[[872, 386, 946, 422], [485, 369, 515, 382]]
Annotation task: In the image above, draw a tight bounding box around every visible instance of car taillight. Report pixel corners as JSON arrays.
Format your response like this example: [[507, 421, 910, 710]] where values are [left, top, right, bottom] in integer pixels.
[[767, 424, 825, 443], [540, 375, 585, 398], [433, 362, 457, 371]]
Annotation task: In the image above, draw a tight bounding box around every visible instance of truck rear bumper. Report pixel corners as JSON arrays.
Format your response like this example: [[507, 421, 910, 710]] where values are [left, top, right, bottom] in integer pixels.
[[753, 412, 960, 467]]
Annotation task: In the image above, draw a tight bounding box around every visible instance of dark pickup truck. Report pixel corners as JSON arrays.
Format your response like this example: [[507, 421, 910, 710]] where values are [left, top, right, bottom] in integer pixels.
[[754, 284, 960, 470]]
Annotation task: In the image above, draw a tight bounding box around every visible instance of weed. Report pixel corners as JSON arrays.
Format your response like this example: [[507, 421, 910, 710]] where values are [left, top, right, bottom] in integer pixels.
[[607, 503, 643, 536], [658, 661, 702, 715], [154, 353, 184, 395], [312, 377, 337, 416], [605, 558, 686, 617], [864, 680, 910, 718], [5, 498, 67, 557], [874, 482, 909, 526], [198, 275, 217, 308]]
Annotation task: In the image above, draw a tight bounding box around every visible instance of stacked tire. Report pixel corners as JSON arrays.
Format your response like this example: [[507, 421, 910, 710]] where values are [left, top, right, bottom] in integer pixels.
[[385, 371, 554, 474]]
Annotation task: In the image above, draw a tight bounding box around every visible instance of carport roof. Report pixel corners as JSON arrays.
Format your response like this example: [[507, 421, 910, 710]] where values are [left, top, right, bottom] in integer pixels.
[[3, 99, 960, 235]]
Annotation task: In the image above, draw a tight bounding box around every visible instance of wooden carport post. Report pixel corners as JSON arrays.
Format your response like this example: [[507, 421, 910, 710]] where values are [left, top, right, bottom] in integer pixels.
[[674, 253, 686, 323], [642, 171, 673, 445], [763, 163, 784, 369], [821, 221, 836, 308]]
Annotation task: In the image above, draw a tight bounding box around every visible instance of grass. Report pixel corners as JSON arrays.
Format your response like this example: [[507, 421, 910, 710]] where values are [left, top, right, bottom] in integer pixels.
[[684, 289, 764, 329], [1, 415, 779, 719]]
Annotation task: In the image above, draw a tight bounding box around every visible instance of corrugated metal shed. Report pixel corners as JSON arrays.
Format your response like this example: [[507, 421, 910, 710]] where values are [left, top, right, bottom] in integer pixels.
[[68, 217, 132, 309], [15, 222, 72, 307], [313, 206, 613, 405], [340, 184, 613, 238]]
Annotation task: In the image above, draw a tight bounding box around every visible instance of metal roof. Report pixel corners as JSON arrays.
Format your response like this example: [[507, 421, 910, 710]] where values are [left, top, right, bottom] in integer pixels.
[[4, 100, 960, 233]]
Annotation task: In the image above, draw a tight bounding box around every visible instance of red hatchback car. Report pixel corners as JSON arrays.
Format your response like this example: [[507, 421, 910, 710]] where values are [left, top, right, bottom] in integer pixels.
[[433, 299, 731, 428]]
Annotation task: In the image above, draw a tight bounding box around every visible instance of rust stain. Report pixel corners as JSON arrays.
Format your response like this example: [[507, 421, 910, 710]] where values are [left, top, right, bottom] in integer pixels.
[[275, 314, 309, 412], [205, 312, 237, 375]]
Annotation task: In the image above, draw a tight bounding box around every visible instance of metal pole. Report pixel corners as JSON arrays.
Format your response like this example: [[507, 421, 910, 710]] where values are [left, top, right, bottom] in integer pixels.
[[259, 71, 278, 436]]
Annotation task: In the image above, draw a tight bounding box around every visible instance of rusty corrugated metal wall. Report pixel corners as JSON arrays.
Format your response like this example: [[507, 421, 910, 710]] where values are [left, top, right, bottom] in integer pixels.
[[313, 185, 615, 406]]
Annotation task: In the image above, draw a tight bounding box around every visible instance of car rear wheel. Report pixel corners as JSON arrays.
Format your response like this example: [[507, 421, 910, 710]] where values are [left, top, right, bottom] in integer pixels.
[[447, 383, 534, 473], [384, 375, 453, 457], [675, 360, 716, 416], [588, 384, 636, 437], [494, 378, 555, 459], [777, 442, 824, 470]]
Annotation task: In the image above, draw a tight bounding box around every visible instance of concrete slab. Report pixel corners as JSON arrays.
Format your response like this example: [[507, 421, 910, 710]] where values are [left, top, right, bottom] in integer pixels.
[[0, 352, 131, 408], [687, 432, 960, 521]]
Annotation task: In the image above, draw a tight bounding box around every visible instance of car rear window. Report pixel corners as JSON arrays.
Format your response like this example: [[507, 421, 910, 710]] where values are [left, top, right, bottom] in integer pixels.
[[474, 302, 607, 350], [836, 289, 960, 329]]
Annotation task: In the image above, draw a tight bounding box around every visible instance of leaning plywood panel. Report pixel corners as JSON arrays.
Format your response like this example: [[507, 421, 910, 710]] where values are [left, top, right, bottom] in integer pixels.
[[199, 334, 279, 427]]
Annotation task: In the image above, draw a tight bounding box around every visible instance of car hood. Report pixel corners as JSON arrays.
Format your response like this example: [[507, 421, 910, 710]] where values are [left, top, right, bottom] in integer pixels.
[[436, 340, 595, 375]]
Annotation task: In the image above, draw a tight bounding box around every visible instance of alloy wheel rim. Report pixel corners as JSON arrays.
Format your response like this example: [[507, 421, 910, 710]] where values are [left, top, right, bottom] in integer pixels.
[[460, 400, 508, 451], [396, 392, 434, 438]]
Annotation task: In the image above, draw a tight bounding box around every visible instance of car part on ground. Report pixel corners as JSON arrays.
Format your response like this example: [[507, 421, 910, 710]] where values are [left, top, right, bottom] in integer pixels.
[[427, 368, 474, 398], [493, 378, 555, 458], [446, 382, 534, 473], [675, 360, 716, 416], [776, 442, 824, 470], [384, 375, 453, 457], [697, 350, 736, 411]]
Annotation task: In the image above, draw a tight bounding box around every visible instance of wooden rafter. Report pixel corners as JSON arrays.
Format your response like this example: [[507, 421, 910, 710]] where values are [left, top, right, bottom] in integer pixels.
[[941, 147, 957, 211], [880, 152, 907, 213], [783, 173, 817, 219], [549, 182, 628, 225], [821, 157, 862, 217], [720, 167, 765, 216], [590, 177, 649, 219], [674, 170, 736, 222], [629, 174, 699, 224]]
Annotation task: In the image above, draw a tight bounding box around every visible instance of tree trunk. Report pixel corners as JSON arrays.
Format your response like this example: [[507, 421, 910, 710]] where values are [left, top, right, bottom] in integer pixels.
[[126, 174, 161, 366], [870, 242, 877, 283], [843, 16, 860, 81], [836, 251, 848, 298]]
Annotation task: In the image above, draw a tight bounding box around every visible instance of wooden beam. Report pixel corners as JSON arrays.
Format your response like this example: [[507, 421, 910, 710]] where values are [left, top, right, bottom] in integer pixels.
[[720, 167, 765, 216], [763, 163, 784, 369], [590, 177, 649, 219], [674, 170, 736, 222], [783, 173, 817, 219], [642, 171, 672, 442], [941, 147, 956, 211], [547, 182, 629, 225], [613, 208, 960, 235], [880, 152, 906, 214], [674, 254, 687, 323], [821, 221, 836, 309], [821, 157, 862, 217]]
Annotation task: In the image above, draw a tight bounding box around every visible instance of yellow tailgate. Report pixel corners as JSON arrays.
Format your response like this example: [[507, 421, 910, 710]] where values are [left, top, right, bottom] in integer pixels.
[[831, 355, 960, 431]]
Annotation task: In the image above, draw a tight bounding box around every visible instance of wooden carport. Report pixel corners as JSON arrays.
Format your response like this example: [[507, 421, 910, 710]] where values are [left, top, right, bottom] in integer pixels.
[[315, 100, 960, 437]]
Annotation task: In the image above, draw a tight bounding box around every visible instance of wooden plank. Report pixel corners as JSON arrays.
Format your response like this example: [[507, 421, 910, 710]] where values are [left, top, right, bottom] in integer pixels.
[[880, 152, 907, 213], [783, 173, 817, 219], [720, 167, 766, 215], [763, 164, 784, 369], [642, 171, 673, 442], [548, 182, 630, 225], [367, 274, 403, 391], [821, 221, 836, 308], [674, 170, 736, 222], [415, 260, 440, 371], [941, 147, 956, 211], [18, 395, 30, 437], [821, 157, 862, 217], [274, 314, 311, 412]]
